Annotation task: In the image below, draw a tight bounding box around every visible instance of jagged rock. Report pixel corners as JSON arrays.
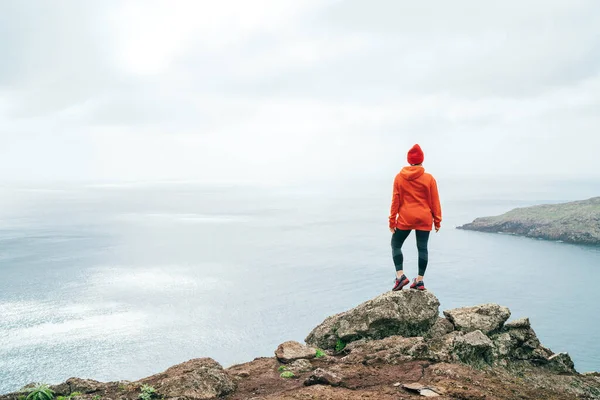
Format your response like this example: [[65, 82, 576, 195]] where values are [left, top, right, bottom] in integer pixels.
[[142, 358, 236, 400], [547, 353, 576, 374], [491, 324, 546, 362], [444, 304, 511, 334], [427, 317, 455, 339], [505, 317, 531, 329], [342, 336, 427, 364], [287, 359, 313, 373], [452, 330, 494, 365], [306, 290, 440, 349], [304, 368, 343, 387], [275, 341, 316, 364]]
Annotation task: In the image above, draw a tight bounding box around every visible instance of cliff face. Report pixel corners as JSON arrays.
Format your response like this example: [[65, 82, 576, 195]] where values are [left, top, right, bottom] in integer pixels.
[[457, 197, 600, 245], [2, 291, 600, 400]]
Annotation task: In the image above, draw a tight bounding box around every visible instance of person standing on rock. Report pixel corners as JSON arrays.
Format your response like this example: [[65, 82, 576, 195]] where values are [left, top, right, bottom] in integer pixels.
[[389, 144, 442, 291]]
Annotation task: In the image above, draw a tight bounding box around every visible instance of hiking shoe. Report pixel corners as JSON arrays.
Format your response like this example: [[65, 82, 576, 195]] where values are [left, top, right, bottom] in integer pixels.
[[410, 279, 426, 290], [392, 275, 410, 291]]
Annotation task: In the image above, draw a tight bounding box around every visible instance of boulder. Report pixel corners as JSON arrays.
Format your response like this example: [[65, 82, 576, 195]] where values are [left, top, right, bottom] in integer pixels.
[[452, 330, 495, 365], [443, 304, 510, 334], [306, 290, 440, 349], [143, 358, 236, 400], [304, 368, 343, 387], [275, 341, 316, 364]]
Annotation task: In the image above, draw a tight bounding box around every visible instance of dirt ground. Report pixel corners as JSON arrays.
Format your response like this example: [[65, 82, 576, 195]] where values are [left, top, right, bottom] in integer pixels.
[[224, 356, 600, 400]]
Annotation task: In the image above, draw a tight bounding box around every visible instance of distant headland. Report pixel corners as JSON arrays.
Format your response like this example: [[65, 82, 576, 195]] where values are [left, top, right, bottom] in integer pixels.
[[458, 197, 600, 246]]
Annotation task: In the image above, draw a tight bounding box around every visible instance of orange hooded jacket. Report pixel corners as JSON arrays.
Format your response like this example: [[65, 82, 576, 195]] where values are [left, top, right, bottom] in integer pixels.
[[389, 166, 442, 231]]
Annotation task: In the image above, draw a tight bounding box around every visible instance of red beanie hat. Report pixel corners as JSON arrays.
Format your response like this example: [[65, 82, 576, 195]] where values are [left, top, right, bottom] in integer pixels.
[[407, 144, 424, 165]]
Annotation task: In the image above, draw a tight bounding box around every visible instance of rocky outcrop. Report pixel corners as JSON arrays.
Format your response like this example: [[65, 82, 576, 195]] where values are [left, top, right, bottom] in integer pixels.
[[2, 290, 595, 400], [443, 304, 511, 334], [457, 197, 600, 246], [305, 290, 439, 349], [304, 292, 574, 374], [141, 358, 236, 400], [274, 341, 316, 364]]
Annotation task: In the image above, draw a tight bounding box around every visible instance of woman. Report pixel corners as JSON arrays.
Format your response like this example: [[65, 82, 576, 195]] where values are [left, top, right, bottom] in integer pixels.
[[389, 144, 442, 291]]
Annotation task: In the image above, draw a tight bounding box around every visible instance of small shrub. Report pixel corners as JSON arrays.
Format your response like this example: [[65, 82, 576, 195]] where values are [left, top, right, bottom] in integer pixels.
[[24, 385, 54, 400], [92, 396, 101, 400], [280, 371, 295, 379], [18, 396, 26, 400], [57, 391, 83, 400], [315, 349, 326, 358], [335, 339, 346, 352], [138, 384, 156, 400], [277, 365, 287, 372]]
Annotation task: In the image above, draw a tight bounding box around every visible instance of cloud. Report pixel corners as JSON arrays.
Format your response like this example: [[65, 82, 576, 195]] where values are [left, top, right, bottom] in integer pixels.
[[0, 0, 598, 183]]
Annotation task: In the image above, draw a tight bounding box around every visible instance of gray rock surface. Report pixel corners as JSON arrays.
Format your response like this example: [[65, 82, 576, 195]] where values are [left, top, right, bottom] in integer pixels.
[[452, 330, 495, 365], [305, 290, 440, 349], [143, 358, 236, 400], [425, 331, 464, 362], [274, 341, 316, 364], [444, 304, 510, 334], [427, 317, 455, 339]]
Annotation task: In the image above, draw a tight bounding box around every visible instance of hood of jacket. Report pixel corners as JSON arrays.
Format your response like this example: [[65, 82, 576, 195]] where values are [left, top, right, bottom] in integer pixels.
[[400, 166, 425, 181]]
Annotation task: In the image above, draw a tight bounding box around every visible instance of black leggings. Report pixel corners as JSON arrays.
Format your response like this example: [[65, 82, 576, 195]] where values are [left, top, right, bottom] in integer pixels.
[[391, 229, 430, 276]]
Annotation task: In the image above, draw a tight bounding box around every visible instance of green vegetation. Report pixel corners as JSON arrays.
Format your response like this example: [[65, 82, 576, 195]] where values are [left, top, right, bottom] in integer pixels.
[[315, 349, 326, 358], [280, 371, 295, 379], [335, 339, 346, 352], [277, 365, 287, 372], [57, 392, 82, 400], [23, 385, 54, 400], [92, 396, 101, 400], [138, 385, 156, 400]]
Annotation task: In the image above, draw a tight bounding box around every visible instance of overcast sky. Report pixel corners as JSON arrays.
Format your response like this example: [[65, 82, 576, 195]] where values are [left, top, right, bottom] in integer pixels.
[[1, 0, 599, 184]]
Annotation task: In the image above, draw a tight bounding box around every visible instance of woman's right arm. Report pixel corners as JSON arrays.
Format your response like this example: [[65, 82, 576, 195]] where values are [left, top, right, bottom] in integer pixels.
[[430, 177, 442, 231]]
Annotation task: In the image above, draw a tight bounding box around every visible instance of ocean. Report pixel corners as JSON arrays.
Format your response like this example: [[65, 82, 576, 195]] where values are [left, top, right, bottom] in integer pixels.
[[1, 178, 599, 394]]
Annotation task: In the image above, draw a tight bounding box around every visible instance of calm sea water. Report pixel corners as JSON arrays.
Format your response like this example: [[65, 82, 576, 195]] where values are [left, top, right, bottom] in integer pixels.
[[0, 179, 599, 393]]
